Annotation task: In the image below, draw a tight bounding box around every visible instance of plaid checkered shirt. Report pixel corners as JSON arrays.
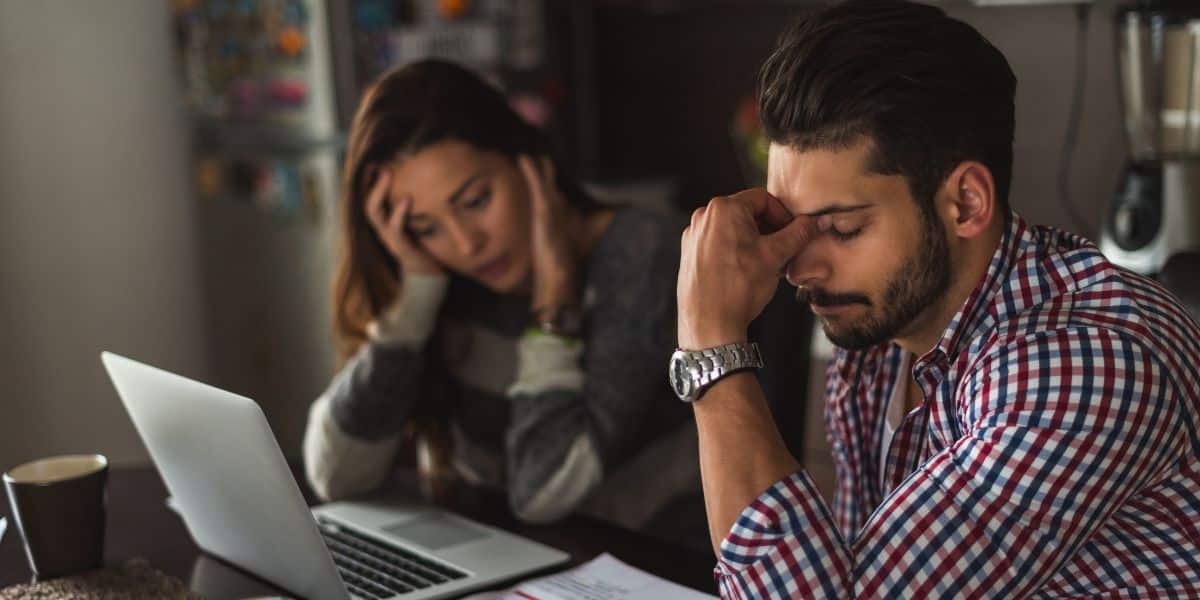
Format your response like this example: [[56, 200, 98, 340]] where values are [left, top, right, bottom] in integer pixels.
[[714, 211, 1200, 598]]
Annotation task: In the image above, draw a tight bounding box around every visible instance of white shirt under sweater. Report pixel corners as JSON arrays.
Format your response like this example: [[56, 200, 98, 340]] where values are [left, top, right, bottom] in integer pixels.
[[880, 352, 911, 488]]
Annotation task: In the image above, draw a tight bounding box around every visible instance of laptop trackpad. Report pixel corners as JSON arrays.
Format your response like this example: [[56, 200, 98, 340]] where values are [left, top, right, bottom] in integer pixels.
[[381, 513, 488, 550]]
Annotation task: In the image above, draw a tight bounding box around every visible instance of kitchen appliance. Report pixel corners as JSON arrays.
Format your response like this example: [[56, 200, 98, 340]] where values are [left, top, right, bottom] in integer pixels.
[[1103, 0, 1200, 275]]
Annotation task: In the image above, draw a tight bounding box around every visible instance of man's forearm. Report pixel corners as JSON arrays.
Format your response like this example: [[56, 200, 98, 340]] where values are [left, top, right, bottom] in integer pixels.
[[693, 371, 802, 554]]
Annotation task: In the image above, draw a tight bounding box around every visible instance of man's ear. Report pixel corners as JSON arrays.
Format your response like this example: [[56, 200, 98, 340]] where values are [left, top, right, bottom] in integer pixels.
[[943, 161, 997, 239]]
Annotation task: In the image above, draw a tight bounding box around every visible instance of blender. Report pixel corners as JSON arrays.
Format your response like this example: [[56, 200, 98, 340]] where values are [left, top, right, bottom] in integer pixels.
[[1103, 0, 1200, 275]]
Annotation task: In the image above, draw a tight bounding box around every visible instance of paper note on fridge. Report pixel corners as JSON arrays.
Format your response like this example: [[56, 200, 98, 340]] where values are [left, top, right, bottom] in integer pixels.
[[460, 553, 716, 600]]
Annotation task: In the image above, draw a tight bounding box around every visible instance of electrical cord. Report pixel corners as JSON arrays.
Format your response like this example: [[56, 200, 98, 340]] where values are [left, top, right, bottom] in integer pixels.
[[1058, 3, 1094, 235]]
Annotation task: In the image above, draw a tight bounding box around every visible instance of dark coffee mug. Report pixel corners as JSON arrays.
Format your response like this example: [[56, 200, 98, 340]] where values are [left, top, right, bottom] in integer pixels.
[[3, 454, 108, 580]]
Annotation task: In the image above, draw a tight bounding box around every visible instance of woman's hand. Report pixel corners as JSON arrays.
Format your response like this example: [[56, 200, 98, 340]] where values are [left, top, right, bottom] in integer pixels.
[[364, 169, 444, 277], [519, 155, 579, 312]]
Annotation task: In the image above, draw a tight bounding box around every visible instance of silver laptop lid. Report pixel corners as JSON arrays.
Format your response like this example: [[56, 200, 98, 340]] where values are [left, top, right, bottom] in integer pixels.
[[101, 352, 348, 600]]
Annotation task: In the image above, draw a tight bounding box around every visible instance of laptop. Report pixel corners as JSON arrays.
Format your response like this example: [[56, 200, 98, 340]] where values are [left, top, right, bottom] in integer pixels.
[[101, 352, 569, 600]]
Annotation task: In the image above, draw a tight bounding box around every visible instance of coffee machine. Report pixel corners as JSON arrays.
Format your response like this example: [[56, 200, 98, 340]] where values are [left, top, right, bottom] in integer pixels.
[[1103, 1, 1200, 275]]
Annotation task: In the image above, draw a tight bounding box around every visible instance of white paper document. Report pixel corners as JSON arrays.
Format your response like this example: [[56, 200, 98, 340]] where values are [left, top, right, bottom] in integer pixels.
[[461, 553, 716, 600]]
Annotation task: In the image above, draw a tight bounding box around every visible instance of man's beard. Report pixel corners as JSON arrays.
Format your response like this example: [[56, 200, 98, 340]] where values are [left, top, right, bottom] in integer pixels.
[[797, 207, 951, 350]]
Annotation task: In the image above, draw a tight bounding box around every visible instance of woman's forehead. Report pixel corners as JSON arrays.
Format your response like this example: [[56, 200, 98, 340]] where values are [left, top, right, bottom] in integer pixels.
[[389, 141, 500, 209]]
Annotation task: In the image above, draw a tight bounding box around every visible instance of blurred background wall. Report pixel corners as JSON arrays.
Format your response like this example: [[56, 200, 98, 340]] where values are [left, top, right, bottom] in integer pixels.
[[0, 0, 1127, 471], [0, 1, 210, 467], [591, 1, 1122, 238]]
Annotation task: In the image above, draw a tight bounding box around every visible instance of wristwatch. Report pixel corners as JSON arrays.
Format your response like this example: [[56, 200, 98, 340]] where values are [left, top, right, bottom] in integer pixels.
[[668, 342, 763, 403]]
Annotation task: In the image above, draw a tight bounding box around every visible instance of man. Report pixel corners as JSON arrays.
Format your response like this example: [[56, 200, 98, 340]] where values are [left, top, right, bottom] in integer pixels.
[[670, 1, 1200, 597]]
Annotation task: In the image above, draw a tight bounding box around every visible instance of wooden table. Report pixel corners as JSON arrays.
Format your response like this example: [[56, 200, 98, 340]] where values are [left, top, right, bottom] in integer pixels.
[[0, 465, 717, 598]]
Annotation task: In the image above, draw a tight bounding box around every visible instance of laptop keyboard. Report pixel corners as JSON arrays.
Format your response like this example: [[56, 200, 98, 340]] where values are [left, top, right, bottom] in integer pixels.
[[317, 517, 469, 599]]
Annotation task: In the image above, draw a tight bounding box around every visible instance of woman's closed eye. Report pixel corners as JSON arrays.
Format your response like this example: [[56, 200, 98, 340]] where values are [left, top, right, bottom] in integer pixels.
[[407, 219, 437, 238], [407, 190, 490, 238], [462, 189, 492, 210]]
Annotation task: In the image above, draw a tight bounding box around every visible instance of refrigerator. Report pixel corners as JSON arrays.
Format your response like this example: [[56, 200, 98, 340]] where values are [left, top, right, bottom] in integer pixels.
[[167, 0, 582, 456]]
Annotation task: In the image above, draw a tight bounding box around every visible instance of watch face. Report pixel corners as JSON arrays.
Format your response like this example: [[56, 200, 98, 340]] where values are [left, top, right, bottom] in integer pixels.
[[669, 353, 690, 398]]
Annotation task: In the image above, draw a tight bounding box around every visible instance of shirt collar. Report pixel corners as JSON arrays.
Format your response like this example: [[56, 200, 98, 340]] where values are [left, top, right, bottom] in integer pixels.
[[917, 209, 1032, 371]]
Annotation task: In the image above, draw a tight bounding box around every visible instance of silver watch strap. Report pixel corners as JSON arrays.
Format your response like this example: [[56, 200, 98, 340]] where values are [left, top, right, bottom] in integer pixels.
[[688, 342, 763, 395]]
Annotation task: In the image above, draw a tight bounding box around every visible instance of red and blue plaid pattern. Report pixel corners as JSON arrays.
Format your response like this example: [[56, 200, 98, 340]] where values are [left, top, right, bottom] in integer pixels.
[[715, 212, 1200, 598]]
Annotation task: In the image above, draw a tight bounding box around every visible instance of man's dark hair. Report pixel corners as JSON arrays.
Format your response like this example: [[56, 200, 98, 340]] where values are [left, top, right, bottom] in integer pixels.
[[758, 0, 1016, 208]]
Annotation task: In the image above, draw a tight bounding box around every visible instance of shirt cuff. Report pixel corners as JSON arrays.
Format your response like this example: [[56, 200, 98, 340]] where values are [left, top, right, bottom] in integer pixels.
[[716, 470, 828, 572], [367, 273, 449, 346], [506, 330, 585, 397]]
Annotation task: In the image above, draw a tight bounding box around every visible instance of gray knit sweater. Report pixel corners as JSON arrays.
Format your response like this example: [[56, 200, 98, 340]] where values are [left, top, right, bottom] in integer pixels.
[[303, 209, 699, 528]]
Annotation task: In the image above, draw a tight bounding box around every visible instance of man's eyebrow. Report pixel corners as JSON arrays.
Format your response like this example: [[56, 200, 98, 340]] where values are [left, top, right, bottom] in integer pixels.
[[799, 203, 873, 217]]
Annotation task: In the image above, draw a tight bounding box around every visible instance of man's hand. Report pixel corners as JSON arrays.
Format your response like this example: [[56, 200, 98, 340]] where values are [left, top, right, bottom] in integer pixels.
[[679, 189, 812, 553], [677, 188, 814, 349]]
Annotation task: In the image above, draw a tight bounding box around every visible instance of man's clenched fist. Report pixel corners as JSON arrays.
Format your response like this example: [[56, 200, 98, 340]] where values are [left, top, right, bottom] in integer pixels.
[[677, 188, 815, 350]]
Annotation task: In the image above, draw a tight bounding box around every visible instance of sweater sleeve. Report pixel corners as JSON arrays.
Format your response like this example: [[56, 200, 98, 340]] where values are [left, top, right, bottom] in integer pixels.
[[303, 274, 448, 501], [503, 211, 681, 523]]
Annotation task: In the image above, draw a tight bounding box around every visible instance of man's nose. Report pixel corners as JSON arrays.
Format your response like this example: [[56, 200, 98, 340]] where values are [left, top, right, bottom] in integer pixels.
[[784, 245, 831, 288]]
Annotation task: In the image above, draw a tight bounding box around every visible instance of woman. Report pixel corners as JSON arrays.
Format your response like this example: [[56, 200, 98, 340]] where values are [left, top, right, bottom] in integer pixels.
[[303, 60, 698, 531]]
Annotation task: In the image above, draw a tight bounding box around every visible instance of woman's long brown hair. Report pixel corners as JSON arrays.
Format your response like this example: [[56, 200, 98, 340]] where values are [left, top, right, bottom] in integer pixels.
[[333, 60, 598, 366]]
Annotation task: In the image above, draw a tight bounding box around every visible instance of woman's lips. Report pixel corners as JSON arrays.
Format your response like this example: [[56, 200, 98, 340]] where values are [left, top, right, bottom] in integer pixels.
[[474, 253, 512, 281]]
